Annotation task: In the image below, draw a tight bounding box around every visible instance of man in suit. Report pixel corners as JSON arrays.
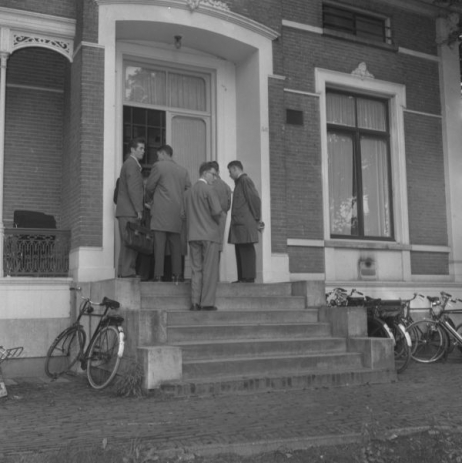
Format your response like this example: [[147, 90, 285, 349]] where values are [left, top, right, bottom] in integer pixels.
[[115, 138, 145, 278], [146, 145, 191, 282], [184, 162, 222, 311], [227, 160, 263, 283], [210, 161, 232, 254]]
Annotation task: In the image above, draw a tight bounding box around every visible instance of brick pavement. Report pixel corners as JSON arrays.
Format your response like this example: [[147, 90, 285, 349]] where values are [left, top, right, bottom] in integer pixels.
[[1, 358, 462, 458]]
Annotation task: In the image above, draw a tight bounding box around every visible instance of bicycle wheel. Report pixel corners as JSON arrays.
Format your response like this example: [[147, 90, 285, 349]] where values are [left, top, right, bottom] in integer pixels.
[[368, 317, 393, 339], [45, 327, 85, 379], [87, 325, 122, 390], [392, 324, 412, 374], [407, 320, 446, 363]]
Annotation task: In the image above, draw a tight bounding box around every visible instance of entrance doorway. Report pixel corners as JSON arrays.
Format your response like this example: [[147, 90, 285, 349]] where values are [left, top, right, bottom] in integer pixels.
[[122, 61, 213, 280]]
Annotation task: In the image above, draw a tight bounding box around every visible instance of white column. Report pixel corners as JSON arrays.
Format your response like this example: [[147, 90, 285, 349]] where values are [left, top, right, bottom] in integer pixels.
[[437, 16, 462, 282], [0, 52, 9, 278]]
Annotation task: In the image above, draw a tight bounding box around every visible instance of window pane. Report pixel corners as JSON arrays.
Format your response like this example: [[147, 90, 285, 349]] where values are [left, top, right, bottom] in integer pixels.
[[323, 6, 354, 33], [361, 137, 391, 237], [169, 73, 206, 111], [328, 133, 358, 236], [356, 16, 385, 42], [326, 93, 356, 127], [125, 66, 167, 106], [357, 98, 386, 131]]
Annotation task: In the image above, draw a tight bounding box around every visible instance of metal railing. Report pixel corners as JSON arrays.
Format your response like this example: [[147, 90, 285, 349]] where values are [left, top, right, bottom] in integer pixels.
[[3, 228, 71, 277]]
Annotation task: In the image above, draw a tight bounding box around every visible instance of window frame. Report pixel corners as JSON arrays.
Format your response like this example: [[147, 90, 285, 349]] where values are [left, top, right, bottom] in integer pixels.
[[315, 68, 409, 247], [326, 89, 394, 241], [322, 2, 392, 45]]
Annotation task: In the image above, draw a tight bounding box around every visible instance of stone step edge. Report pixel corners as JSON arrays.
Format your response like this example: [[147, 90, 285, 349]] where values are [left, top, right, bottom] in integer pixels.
[[158, 368, 396, 397], [172, 336, 346, 346], [182, 351, 361, 365], [168, 322, 331, 328]]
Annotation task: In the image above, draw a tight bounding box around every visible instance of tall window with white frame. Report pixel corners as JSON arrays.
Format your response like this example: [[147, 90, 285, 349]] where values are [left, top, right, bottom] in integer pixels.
[[326, 90, 393, 240]]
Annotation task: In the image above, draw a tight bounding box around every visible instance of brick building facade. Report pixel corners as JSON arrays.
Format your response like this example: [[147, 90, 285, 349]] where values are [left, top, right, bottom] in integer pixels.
[[1, 0, 462, 370]]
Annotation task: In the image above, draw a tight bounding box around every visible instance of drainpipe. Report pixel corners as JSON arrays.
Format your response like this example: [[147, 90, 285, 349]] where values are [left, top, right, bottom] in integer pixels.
[[0, 51, 9, 278]]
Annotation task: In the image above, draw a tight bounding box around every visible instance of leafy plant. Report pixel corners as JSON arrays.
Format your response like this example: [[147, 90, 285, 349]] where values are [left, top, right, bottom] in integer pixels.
[[114, 361, 145, 398]]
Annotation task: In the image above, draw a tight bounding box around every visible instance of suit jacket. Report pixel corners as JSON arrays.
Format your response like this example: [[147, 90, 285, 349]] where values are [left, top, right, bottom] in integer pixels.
[[146, 157, 191, 233], [185, 179, 222, 243], [212, 175, 232, 249], [115, 156, 143, 218], [228, 173, 261, 244]]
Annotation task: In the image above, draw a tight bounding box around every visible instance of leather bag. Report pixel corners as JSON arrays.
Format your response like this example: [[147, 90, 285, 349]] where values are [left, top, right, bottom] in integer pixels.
[[125, 221, 154, 255]]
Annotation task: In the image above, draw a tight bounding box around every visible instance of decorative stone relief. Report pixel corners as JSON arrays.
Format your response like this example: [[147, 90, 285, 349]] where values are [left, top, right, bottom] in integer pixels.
[[351, 62, 374, 80], [12, 33, 73, 61], [185, 0, 230, 12]]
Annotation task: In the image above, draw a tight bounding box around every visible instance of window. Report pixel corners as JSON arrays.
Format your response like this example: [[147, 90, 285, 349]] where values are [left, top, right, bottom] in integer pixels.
[[322, 4, 391, 44], [327, 91, 393, 240], [123, 107, 166, 168]]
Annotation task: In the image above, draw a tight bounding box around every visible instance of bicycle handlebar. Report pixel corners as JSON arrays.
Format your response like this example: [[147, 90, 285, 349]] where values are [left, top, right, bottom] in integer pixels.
[[71, 287, 120, 310]]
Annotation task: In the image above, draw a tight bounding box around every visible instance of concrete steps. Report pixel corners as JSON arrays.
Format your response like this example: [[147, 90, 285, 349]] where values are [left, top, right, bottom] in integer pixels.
[[135, 280, 395, 395]]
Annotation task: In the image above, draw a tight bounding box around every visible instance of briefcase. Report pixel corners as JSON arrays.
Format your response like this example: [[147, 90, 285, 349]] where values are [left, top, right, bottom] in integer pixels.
[[125, 222, 154, 255]]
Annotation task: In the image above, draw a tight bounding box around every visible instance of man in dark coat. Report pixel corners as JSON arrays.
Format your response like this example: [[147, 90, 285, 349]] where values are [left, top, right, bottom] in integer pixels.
[[184, 162, 222, 311], [146, 145, 191, 282], [227, 160, 262, 283], [210, 161, 232, 253], [115, 138, 145, 277]]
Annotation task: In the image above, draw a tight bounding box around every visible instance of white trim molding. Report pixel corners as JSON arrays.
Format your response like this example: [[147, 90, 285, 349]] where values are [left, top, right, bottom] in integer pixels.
[[403, 108, 442, 119], [282, 19, 323, 35], [398, 47, 439, 62], [288, 239, 324, 247], [284, 88, 320, 98]]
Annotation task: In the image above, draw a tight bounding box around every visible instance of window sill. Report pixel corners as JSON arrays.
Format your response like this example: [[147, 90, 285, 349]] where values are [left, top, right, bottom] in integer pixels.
[[325, 239, 409, 251], [323, 28, 398, 53]]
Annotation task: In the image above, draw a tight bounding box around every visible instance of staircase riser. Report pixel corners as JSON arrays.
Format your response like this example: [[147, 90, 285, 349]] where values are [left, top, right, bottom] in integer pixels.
[[168, 324, 331, 342], [160, 369, 396, 397], [181, 339, 347, 360], [168, 310, 318, 326], [141, 282, 293, 298], [182, 354, 364, 379], [142, 296, 305, 310]]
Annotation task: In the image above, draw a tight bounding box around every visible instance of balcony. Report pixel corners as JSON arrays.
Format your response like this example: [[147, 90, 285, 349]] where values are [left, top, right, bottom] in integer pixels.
[[3, 228, 71, 277]]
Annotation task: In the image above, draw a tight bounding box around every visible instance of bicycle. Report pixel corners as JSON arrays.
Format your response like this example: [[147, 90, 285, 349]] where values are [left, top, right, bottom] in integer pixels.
[[44, 287, 125, 390], [406, 292, 462, 364], [326, 288, 411, 373]]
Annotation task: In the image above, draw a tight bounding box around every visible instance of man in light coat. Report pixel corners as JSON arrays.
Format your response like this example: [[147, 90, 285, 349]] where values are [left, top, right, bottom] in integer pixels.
[[227, 160, 262, 283], [115, 138, 145, 277], [146, 145, 191, 282], [184, 162, 222, 311]]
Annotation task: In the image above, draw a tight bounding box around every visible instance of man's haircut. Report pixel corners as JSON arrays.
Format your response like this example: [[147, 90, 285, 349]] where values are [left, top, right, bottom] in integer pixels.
[[227, 160, 243, 170], [210, 160, 219, 172], [157, 144, 173, 157], [128, 138, 145, 151], [199, 161, 216, 176]]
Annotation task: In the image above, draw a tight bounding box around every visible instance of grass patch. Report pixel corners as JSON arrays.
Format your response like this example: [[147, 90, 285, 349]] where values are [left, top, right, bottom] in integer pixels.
[[114, 361, 145, 398]]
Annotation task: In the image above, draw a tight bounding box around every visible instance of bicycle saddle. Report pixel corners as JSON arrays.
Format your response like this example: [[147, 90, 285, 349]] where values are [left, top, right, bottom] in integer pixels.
[[427, 296, 440, 303], [102, 297, 120, 310]]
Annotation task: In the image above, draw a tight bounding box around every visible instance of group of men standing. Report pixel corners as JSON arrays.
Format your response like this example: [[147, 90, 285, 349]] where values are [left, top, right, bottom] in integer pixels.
[[115, 138, 262, 311]]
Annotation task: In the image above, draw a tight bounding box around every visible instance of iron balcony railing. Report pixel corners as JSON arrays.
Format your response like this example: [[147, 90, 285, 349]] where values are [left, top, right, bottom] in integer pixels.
[[3, 228, 71, 277]]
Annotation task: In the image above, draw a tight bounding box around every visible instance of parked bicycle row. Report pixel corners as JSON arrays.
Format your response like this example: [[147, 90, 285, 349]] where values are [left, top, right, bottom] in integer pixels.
[[325, 288, 462, 374]]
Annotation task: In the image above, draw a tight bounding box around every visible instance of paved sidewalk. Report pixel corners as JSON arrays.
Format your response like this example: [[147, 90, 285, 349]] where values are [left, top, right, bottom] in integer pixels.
[[1, 358, 462, 458]]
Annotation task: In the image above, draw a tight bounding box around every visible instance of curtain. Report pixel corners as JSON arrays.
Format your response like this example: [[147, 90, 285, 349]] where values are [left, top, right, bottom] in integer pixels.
[[125, 66, 167, 106], [171, 116, 206, 185], [328, 133, 357, 236], [360, 137, 391, 237], [169, 74, 206, 112]]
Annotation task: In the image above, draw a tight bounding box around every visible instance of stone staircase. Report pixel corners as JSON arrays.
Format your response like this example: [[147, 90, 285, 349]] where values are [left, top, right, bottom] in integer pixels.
[[133, 281, 395, 396]]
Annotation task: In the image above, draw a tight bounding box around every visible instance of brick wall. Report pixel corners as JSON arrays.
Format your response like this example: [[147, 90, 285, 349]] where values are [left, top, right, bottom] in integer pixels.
[[405, 113, 447, 246], [64, 44, 105, 249], [76, 0, 99, 44], [411, 252, 449, 275], [3, 48, 67, 227], [0, 0, 75, 18]]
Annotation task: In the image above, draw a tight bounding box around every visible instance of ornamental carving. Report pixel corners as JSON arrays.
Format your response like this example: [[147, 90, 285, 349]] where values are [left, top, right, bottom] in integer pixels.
[[351, 62, 374, 80], [185, 0, 230, 12], [13, 34, 73, 61]]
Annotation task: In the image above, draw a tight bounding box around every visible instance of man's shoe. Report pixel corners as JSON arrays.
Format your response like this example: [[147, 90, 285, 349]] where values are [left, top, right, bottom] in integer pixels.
[[120, 274, 137, 278], [172, 275, 181, 285], [152, 276, 162, 282], [190, 303, 201, 311], [231, 280, 242, 284], [201, 306, 217, 311], [242, 278, 255, 283]]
